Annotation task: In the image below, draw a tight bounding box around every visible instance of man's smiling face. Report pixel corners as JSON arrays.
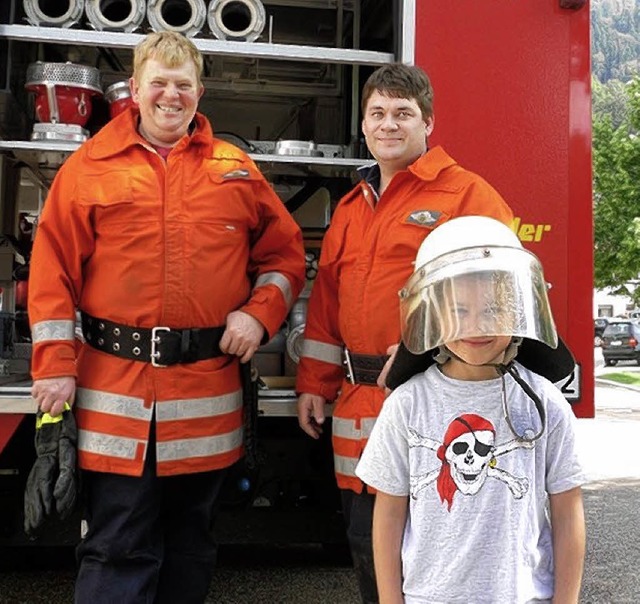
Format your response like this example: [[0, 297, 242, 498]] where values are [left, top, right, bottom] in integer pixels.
[[361, 90, 432, 171], [130, 57, 204, 147]]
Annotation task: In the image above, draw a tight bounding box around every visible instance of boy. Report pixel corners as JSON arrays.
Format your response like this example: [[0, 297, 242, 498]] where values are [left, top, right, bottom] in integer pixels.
[[355, 216, 586, 603]]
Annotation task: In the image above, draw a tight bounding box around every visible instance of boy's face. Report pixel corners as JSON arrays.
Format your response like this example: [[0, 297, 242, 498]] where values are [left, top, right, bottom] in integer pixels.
[[446, 335, 512, 368], [443, 275, 512, 370]]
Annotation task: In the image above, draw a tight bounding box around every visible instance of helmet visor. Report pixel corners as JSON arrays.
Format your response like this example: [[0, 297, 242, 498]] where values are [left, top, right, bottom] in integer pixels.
[[399, 246, 558, 354]]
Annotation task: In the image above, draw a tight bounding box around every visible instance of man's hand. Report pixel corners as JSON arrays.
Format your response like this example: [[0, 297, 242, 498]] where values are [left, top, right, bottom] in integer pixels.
[[377, 344, 399, 393], [32, 377, 76, 417], [297, 393, 326, 439], [220, 311, 265, 363]]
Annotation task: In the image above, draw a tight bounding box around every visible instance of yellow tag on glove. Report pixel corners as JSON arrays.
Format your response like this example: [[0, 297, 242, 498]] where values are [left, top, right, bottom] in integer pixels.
[[36, 402, 72, 429]]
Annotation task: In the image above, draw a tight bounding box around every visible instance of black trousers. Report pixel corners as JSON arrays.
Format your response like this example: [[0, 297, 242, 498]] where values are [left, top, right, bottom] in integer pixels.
[[341, 489, 379, 604], [75, 425, 227, 604]]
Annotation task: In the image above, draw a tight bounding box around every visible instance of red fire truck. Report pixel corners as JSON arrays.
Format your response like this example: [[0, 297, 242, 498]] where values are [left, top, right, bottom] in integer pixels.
[[0, 0, 592, 546]]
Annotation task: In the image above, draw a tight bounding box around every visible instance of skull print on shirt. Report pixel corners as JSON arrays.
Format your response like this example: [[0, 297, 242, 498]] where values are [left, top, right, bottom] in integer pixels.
[[409, 413, 533, 511]]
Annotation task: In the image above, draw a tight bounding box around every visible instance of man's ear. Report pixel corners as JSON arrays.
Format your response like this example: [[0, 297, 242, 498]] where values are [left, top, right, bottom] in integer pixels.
[[425, 115, 435, 137], [129, 77, 139, 104], [198, 85, 205, 100]]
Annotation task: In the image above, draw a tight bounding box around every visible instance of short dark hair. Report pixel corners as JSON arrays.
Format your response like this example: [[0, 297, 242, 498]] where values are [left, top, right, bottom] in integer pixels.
[[361, 64, 434, 119]]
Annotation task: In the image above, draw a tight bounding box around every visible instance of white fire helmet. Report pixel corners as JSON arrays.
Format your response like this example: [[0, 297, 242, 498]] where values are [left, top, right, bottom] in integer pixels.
[[399, 216, 558, 355]]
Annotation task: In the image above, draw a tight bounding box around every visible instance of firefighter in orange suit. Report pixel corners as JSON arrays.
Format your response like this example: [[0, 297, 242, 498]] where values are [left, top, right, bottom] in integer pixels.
[[296, 64, 513, 604], [28, 32, 305, 603]]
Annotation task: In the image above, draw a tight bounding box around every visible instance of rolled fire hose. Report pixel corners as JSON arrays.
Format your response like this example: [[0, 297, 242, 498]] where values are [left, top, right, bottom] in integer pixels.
[[85, 0, 146, 32], [147, 0, 207, 37], [207, 0, 266, 43], [23, 0, 84, 27]]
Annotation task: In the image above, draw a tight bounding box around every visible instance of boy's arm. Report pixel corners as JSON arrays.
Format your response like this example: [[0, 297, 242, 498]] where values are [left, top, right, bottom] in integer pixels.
[[373, 491, 408, 604], [549, 486, 585, 604]]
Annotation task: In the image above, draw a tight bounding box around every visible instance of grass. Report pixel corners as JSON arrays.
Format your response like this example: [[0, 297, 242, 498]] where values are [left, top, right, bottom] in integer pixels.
[[600, 372, 640, 386]]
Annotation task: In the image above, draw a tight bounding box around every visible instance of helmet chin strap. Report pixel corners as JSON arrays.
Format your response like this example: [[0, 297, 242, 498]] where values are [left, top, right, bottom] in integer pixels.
[[434, 337, 545, 442], [494, 363, 546, 442]]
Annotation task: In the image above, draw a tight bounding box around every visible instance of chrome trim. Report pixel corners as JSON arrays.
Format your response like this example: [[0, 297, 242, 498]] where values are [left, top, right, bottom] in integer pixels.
[[151, 326, 170, 367], [0, 25, 394, 66], [399, 0, 416, 65]]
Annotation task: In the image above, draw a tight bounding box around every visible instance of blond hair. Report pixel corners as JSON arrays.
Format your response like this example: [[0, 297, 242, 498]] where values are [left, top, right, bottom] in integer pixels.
[[133, 31, 203, 84]]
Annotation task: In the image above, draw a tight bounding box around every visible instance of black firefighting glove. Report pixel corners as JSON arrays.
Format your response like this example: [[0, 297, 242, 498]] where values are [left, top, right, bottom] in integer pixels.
[[53, 406, 78, 518], [24, 404, 78, 536]]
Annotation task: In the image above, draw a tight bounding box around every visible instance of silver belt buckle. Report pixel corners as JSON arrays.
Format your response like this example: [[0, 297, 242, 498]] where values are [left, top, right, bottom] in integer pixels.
[[343, 348, 355, 384], [151, 326, 170, 367]]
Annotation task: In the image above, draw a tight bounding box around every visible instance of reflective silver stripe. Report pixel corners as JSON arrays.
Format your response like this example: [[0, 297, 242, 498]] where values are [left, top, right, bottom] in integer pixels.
[[361, 417, 377, 439], [157, 427, 243, 463], [334, 453, 358, 478], [31, 320, 75, 343], [254, 272, 293, 308], [301, 338, 343, 366], [78, 428, 143, 460], [332, 416, 377, 440], [332, 416, 360, 439], [76, 388, 151, 421], [156, 390, 242, 421]]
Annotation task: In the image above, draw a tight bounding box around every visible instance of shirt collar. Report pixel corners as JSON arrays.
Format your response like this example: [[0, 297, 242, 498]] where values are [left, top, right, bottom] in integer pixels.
[[87, 108, 213, 160]]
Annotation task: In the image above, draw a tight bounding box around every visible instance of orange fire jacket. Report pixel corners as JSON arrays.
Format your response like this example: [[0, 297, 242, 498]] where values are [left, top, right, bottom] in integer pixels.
[[29, 108, 305, 477], [296, 146, 514, 493]]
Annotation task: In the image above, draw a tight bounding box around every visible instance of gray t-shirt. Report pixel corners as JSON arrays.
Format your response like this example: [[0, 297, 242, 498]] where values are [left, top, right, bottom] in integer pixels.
[[355, 363, 586, 604]]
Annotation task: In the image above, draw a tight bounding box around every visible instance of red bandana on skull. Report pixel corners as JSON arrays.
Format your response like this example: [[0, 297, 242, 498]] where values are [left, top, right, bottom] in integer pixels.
[[436, 414, 496, 510]]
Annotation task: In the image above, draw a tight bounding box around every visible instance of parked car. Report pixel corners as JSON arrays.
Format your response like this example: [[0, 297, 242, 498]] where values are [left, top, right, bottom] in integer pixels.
[[601, 320, 640, 366], [594, 317, 609, 346]]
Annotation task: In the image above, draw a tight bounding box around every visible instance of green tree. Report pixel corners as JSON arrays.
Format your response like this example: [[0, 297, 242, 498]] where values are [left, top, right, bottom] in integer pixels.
[[593, 77, 640, 304], [591, 0, 639, 83], [592, 76, 629, 128]]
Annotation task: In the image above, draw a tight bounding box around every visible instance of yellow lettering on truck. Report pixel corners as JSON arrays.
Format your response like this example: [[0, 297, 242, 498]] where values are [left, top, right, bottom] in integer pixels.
[[511, 218, 551, 243]]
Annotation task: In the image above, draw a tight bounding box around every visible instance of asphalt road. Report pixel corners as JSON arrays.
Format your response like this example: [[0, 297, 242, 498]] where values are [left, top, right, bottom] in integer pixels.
[[1, 354, 639, 603], [576, 347, 640, 602]]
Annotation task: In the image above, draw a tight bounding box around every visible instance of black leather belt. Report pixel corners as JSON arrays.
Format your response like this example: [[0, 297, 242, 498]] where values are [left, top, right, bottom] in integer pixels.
[[344, 350, 389, 386], [81, 312, 225, 366]]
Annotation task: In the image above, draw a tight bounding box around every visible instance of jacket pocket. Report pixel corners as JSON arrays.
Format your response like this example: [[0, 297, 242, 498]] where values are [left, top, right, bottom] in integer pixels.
[[77, 173, 159, 228], [78, 172, 133, 207]]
